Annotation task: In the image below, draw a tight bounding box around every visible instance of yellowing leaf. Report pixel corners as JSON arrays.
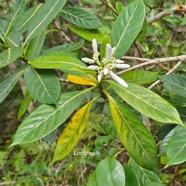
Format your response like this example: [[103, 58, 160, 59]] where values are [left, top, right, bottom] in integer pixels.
[[106, 93, 159, 172], [67, 74, 97, 86], [52, 99, 96, 163]]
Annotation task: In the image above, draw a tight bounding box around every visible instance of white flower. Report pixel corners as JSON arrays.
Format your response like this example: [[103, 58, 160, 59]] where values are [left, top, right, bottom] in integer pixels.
[[81, 39, 130, 87]]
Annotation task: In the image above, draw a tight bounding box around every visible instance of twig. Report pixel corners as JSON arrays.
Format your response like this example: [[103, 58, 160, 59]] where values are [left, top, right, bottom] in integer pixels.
[[58, 78, 68, 83], [54, 21, 91, 53], [100, 0, 118, 15], [147, 4, 186, 24], [0, 182, 16, 186], [121, 56, 149, 62], [147, 10, 171, 24], [171, 165, 180, 186], [148, 61, 182, 89], [117, 55, 186, 75]]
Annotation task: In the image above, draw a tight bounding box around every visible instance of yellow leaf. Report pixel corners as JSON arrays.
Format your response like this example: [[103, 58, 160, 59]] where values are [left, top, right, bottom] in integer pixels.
[[67, 74, 97, 86], [52, 99, 95, 163]]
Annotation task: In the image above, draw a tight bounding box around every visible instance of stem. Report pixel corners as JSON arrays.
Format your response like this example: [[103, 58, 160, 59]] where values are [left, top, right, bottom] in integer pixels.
[[147, 10, 171, 24], [117, 55, 186, 75], [148, 61, 182, 89], [100, 0, 118, 15]]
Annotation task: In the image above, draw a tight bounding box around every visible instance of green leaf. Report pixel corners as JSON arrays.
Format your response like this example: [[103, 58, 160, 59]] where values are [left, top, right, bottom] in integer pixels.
[[60, 8, 102, 29], [15, 3, 43, 33], [87, 171, 98, 186], [43, 129, 57, 147], [143, 0, 156, 7], [166, 126, 186, 167], [25, 30, 46, 60], [0, 47, 23, 68], [123, 165, 139, 186], [159, 126, 178, 156], [110, 0, 145, 58], [18, 89, 32, 119], [0, 70, 24, 104], [42, 40, 84, 55], [0, 20, 20, 47], [25, 0, 67, 44], [52, 99, 95, 163], [130, 158, 162, 185], [160, 74, 186, 98], [100, 34, 111, 59], [6, 30, 21, 48], [121, 70, 158, 85], [107, 94, 159, 172], [108, 80, 183, 125], [29, 55, 93, 77], [95, 157, 125, 186], [4, 0, 26, 39], [66, 24, 104, 44], [11, 88, 94, 146], [24, 66, 60, 104]]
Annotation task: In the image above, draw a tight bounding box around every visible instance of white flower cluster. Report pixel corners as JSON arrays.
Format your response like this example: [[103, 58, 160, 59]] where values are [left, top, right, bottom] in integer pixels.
[[82, 39, 130, 87]]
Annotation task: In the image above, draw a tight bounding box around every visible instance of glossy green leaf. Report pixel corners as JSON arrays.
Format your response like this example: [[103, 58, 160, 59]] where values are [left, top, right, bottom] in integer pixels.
[[107, 94, 159, 172], [108, 80, 183, 125], [0, 70, 24, 104], [11, 88, 94, 146], [43, 129, 57, 147], [160, 74, 186, 98], [166, 126, 186, 167], [29, 55, 94, 77], [159, 126, 178, 156], [4, 0, 26, 39], [66, 24, 104, 44], [121, 70, 158, 85], [18, 89, 32, 119], [25, 30, 46, 60], [95, 157, 125, 186], [156, 124, 176, 140], [87, 171, 98, 186], [0, 47, 23, 68], [0, 20, 19, 47], [52, 99, 95, 163], [110, 0, 145, 58], [60, 8, 102, 29], [123, 165, 139, 186], [6, 30, 21, 48], [24, 66, 60, 104], [42, 40, 84, 55], [15, 4, 43, 33], [130, 158, 162, 185], [25, 0, 67, 44], [144, 0, 156, 7]]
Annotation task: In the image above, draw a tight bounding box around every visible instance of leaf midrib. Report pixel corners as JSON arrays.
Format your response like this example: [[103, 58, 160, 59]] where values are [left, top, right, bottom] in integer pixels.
[[0, 70, 23, 98], [4, 0, 24, 39], [62, 9, 97, 25], [55, 103, 91, 156], [115, 2, 138, 51], [14, 87, 94, 144], [32, 68, 55, 103], [25, 0, 60, 44], [110, 80, 182, 124], [31, 61, 86, 69], [109, 95, 155, 168], [19, 4, 43, 31], [164, 79, 186, 91], [168, 142, 186, 164]]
